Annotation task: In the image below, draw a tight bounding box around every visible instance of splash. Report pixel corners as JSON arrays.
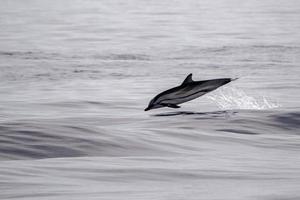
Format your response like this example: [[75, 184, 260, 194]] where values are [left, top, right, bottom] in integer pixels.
[[207, 87, 280, 110]]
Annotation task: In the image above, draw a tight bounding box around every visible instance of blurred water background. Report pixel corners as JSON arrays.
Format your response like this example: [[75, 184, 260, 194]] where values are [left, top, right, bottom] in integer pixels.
[[0, 0, 300, 199]]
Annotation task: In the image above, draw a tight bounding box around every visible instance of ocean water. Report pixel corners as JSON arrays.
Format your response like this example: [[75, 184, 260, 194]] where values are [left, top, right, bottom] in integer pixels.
[[0, 0, 300, 199]]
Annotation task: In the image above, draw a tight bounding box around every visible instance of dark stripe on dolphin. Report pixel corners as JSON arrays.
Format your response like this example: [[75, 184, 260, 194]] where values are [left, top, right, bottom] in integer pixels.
[[158, 90, 207, 104]]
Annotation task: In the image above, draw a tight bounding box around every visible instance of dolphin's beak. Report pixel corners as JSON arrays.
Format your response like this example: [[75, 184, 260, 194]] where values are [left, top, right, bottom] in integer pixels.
[[144, 107, 150, 111]]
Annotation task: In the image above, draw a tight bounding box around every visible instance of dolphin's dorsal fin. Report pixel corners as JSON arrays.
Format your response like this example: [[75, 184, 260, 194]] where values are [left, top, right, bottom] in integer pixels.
[[181, 73, 194, 85]]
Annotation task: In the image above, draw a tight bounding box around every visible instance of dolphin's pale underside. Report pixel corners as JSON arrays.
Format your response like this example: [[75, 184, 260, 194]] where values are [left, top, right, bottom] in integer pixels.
[[145, 73, 237, 111]]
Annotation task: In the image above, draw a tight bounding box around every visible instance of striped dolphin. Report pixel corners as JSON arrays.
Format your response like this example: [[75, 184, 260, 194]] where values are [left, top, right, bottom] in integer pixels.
[[145, 73, 237, 111]]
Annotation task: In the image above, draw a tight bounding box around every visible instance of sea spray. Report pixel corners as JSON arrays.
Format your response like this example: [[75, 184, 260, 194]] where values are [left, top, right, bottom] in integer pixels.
[[207, 87, 280, 110]]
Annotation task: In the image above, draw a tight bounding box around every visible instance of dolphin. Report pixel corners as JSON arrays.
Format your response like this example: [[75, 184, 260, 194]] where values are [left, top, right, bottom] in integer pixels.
[[145, 73, 237, 111]]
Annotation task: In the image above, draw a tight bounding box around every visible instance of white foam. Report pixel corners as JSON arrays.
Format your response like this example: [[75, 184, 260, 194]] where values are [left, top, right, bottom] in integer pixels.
[[207, 87, 281, 110]]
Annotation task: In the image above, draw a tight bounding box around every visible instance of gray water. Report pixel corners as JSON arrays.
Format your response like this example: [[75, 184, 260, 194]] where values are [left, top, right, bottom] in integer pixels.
[[0, 0, 300, 199]]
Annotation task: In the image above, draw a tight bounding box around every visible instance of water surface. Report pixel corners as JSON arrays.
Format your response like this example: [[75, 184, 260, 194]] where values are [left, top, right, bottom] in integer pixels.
[[0, 0, 300, 199]]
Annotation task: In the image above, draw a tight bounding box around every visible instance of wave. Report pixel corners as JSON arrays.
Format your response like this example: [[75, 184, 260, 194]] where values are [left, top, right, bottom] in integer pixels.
[[0, 51, 62, 60], [0, 109, 299, 161]]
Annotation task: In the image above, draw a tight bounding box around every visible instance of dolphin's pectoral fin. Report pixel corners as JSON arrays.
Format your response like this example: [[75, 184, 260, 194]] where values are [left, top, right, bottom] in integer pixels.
[[161, 103, 181, 109], [168, 104, 180, 109]]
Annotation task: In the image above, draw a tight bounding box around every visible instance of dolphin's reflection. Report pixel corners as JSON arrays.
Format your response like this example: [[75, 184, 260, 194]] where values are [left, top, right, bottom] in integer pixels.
[[153, 110, 237, 117]]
